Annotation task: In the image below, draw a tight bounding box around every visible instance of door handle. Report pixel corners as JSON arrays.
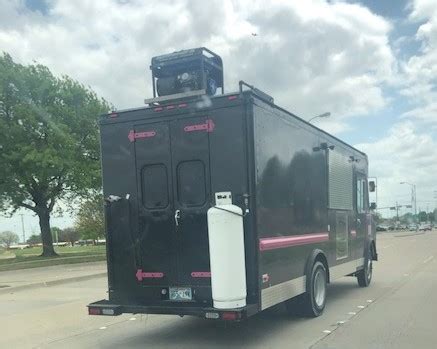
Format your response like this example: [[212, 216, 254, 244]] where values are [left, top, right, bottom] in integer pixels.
[[175, 209, 181, 226]]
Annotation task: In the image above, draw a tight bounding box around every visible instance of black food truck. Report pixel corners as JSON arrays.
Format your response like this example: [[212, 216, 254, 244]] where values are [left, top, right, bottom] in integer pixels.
[[88, 47, 377, 321]]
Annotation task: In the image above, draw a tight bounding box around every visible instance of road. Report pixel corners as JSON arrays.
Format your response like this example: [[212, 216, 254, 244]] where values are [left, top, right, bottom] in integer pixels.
[[1, 231, 436, 349]]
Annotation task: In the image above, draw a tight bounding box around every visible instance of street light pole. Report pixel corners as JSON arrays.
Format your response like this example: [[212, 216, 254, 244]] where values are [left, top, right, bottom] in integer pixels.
[[400, 182, 417, 223]]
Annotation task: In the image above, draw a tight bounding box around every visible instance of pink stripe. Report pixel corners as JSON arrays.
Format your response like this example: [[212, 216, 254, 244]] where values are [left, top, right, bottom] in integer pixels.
[[128, 130, 156, 142], [259, 232, 329, 251], [136, 269, 164, 281], [191, 271, 211, 278], [351, 230, 357, 237], [184, 119, 215, 133]]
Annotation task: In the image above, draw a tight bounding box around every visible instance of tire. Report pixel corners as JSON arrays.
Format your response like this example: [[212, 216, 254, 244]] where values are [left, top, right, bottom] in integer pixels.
[[357, 247, 373, 287], [286, 261, 327, 317]]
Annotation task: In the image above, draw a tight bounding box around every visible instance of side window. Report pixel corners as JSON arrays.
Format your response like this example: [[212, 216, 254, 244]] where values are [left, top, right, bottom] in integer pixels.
[[177, 160, 206, 206], [356, 178, 365, 213], [142, 164, 169, 209]]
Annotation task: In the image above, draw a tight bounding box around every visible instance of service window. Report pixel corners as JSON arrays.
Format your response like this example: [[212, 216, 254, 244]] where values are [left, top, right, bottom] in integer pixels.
[[141, 164, 169, 209], [177, 160, 206, 206]]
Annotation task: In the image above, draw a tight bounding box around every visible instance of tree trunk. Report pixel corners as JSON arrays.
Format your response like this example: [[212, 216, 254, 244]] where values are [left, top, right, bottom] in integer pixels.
[[38, 209, 57, 257]]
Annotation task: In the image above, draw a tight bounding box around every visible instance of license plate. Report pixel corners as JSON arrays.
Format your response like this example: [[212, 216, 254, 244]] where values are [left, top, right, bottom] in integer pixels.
[[169, 287, 192, 301]]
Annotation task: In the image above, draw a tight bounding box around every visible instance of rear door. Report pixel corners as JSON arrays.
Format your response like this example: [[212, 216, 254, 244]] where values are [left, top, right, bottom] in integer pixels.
[[134, 115, 212, 288], [134, 121, 176, 286]]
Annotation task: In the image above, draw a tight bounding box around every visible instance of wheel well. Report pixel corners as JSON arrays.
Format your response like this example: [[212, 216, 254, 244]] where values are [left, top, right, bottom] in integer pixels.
[[315, 253, 330, 283]]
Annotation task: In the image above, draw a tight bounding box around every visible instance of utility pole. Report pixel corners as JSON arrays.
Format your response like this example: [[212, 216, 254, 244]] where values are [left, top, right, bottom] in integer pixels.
[[19, 214, 25, 244], [400, 182, 417, 223], [414, 185, 417, 222]]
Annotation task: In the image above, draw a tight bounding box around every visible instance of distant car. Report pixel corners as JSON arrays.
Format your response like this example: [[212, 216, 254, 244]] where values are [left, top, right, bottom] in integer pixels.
[[418, 223, 431, 231], [408, 224, 417, 231], [376, 225, 387, 232]]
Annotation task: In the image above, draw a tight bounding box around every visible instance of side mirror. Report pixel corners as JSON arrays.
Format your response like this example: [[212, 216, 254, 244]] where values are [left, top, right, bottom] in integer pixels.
[[370, 202, 377, 210], [369, 181, 376, 192]]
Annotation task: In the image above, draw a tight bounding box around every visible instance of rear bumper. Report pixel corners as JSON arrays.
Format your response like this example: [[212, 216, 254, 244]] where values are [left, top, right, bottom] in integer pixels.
[[88, 299, 259, 321]]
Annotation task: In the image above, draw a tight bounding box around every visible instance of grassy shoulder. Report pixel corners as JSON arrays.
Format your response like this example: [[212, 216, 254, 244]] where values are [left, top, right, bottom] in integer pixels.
[[0, 245, 106, 272]]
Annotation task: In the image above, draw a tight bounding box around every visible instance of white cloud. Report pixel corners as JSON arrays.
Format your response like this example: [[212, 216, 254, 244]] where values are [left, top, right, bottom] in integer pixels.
[[355, 121, 437, 211], [400, 0, 437, 124], [0, 0, 395, 129]]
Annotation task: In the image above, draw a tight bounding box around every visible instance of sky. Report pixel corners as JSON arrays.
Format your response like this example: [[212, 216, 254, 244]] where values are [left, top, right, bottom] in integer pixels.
[[1, 0, 437, 239]]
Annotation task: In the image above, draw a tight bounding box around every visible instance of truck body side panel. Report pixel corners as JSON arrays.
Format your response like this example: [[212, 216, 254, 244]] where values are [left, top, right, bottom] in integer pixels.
[[252, 102, 329, 291], [251, 98, 369, 309]]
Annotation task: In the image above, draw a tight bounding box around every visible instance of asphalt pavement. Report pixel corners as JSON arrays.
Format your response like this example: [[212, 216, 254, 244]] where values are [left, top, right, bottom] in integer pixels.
[[0, 230, 436, 349], [0, 261, 106, 292]]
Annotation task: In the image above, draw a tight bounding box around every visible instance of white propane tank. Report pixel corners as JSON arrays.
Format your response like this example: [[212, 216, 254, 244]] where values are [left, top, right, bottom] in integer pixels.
[[207, 192, 247, 309]]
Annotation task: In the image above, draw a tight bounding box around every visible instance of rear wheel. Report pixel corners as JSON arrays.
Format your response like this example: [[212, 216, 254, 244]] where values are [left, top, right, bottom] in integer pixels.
[[357, 247, 373, 287], [286, 261, 327, 317]]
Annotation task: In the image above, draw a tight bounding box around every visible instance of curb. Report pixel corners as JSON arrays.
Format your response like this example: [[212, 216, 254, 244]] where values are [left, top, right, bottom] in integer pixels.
[[0, 272, 107, 295]]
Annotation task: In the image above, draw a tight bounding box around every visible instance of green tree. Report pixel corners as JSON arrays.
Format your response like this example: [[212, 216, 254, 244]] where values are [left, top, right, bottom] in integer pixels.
[[59, 227, 80, 246], [0, 53, 110, 256], [418, 211, 428, 222], [428, 211, 436, 224], [0, 231, 19, 248], [26, 234, 42, 245], [373, 212, 382, 225], [75, 193, 104, 244]]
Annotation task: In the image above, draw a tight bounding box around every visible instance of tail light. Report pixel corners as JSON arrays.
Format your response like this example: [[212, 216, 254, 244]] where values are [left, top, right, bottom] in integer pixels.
[[88, 307, 101, 315], [221, 311, 239, 321]]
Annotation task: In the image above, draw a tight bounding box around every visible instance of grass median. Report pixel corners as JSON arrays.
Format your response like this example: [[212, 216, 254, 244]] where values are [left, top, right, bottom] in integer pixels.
[[0, 245, 106, 272]]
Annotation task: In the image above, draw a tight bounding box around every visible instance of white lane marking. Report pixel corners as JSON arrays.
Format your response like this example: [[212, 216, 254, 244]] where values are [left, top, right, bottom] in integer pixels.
[[337, 321, 346, 325], [423, 256, 434, 264], [99, 326, 107, 330], [323, 330, 332, 334], [348, 312, 357, 315], [366, 299, 373, 303], [357, 305, 366, 309], [129, 317, 136, 321], [404, 273, 409, 276]]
